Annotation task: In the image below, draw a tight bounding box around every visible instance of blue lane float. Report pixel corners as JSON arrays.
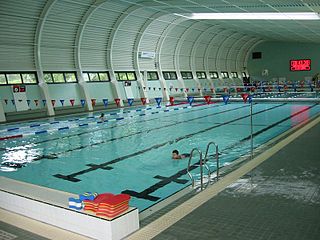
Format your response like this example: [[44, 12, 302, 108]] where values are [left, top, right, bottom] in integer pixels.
[[127, 98, 134, 106], [155, 97, 162, 107]]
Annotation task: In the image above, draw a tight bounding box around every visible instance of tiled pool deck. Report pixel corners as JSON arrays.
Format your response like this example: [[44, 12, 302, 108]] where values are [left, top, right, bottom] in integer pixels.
[[1, 116, 319, 240]]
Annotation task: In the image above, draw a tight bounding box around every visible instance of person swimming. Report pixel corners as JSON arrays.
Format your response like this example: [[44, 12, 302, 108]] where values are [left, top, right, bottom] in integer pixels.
[[172, 150, 190, 160], [99, 113, 106, 121]]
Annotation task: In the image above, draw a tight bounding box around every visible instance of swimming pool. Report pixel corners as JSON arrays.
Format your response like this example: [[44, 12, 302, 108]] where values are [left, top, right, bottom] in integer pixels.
[[1, 101, 319, 212]]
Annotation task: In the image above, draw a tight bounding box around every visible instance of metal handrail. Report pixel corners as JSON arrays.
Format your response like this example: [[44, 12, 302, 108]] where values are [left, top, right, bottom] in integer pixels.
[[187, 148, 204, 191], [203, 141, 220, 181]]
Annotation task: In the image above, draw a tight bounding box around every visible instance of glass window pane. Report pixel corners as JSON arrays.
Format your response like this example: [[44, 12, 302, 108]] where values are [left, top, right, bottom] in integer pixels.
[[7, 74, 22, 84], [83, 73, 89, 81], [65, 73, 77, 82], [0, 74, 7, 84], [89, 73, 99, 81], [209, 72, 218, 79], [163, 72, 170, 80], [22, 73, 37, 84], [127, 72, 136, 80], [98, 72, 109, 81], [44, 73, 53, 83], [52, 73, 65, 83], [148, 72, 158, 80], [119, 73, 127, 80], [169, 72, 177, 79]]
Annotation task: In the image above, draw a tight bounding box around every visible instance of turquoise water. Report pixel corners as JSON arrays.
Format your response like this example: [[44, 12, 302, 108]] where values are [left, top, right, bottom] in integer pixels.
[[0, 102, 319, 211]]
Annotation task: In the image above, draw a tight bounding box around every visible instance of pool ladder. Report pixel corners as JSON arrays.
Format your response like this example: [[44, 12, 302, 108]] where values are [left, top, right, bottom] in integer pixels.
[[187, 141, 220, 191]]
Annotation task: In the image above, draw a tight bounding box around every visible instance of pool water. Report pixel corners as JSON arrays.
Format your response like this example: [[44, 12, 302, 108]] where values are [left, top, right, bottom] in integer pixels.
[[0, 102, 319, 211]]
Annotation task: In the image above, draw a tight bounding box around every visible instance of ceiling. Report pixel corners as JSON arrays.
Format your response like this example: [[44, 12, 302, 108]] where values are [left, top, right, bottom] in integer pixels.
[[135, 0, 320, 43]]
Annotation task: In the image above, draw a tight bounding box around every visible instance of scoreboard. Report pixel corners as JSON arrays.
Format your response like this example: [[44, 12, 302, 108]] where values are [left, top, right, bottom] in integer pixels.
[[290, 59, 311, 71]]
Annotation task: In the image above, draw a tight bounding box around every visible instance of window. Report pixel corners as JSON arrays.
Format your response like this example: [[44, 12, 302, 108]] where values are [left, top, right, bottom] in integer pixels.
[[209, 71, 219, 79], [115, 72, 137, 81], [7, 74, 22, 84], [21, 73, 37, 84], [230, 72, 238, 78], [181, 71, 193, 80], [162, 71, 177, 80], [83, 72, 110, 82], [44, 72, 78, 84], [0, 72, 38, 85], [221, 71, 229, 79], [140, 71, 159, 80], [0, 74, 6, 85], [44, 73, 53, 83], [196, 72, 206, 79], [65, 73, 77, 83], [52, 73, 65, 83]]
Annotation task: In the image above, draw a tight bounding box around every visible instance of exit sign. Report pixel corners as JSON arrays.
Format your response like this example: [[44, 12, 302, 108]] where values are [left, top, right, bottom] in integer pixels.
[[290, 59, 311, 71]]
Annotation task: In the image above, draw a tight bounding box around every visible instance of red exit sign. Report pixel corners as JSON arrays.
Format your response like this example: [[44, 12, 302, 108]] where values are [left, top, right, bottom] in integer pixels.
[[290, 59, 311, 71]]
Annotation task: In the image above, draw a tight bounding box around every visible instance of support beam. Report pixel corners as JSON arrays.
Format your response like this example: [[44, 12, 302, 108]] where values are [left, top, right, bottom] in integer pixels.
[[34, 0, 57, 116]]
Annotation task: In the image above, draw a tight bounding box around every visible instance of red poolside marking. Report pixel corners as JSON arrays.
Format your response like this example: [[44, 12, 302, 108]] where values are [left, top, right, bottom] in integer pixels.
[[165, 102, 188, 107], [0, 134, 23, 141]]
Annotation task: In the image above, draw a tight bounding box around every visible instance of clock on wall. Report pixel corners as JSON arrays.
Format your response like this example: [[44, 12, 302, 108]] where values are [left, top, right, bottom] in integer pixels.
[[290, 59, 311, 71]]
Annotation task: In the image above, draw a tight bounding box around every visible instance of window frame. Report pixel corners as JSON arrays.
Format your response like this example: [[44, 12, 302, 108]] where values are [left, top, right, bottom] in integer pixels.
[[230, 72, 238, 78], [43, 72, 78, 84], [0, 72, 38, 85], [83, 71, 111, 82], [115, 71, 137, 81], [209, 71, 219, 79], [162, 71, 178, 80], [181, 71, 193, 80], [196, 71, 207, 79], [221, 71, 229, 79]]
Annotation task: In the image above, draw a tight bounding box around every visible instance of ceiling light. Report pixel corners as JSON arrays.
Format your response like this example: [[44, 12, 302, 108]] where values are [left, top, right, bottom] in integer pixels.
[[174, 12, 320, 20]]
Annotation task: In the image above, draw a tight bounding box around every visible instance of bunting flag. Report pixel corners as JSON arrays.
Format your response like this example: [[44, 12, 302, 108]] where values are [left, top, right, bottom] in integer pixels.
[[158, 87, 161, 91], [26, 100, 31, 106], [11, 100, 15, 105], [42, 99, 46, 106], [34, 99, 39, 106], [192, 88, 195, 92], [103, 99, 108, 107], [114, 98, 120, 107], [222, 95, 229, 105], [80, 99, 86, 107], [185, 88, 189, 92], [128, 98, 134, 106], [169, 96, 174, 106], [163, 88, 166, 91], [60, 99, 65, 106], [241, 93, 249, 103], [187, 96, 194, 106], [153, 87, 156, 91], [140, 98, 146, 105], [18, 99, 22, 102], [155, 97, 162, 107], [4, 99, 8, 105], [70, 99, 75, 106], [143, 87, 146, 90], [51, 100, 56, 107], [210, 88, 214, 93], [204, 95, 211, 104], [148, 87, 151, 90], [91, 99, 96, 107], [180, 88, 183, 92], [175, 88, 178, 92]]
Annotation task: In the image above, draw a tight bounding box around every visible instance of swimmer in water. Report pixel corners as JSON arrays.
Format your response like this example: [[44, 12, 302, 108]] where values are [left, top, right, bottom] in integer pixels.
[[172, 150, 190, 160], [99, 113, 106, 121]]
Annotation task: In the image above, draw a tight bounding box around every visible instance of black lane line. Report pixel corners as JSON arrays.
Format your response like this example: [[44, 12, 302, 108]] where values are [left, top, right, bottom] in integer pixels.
[[122, 103, 318, 202], [32, 105, 249, 162], [0, 104, 219, 153], [53, 104, 284, 182]]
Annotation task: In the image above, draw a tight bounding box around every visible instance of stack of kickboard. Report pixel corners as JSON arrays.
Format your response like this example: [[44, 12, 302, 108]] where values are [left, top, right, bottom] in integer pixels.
[[83, 193, 131, 219], [69, 192, 97, 210]]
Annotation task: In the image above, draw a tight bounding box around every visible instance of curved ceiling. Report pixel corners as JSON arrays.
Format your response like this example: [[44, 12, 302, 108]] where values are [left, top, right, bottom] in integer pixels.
[[0, 0, 319, 73]]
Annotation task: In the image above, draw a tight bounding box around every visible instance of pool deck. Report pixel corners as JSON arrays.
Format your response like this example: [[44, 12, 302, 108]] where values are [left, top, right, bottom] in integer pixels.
[[1, 115, 320, 239]]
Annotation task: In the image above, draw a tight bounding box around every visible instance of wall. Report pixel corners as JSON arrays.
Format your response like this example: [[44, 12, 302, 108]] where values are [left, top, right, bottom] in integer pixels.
[[248, 41, 320, 82]]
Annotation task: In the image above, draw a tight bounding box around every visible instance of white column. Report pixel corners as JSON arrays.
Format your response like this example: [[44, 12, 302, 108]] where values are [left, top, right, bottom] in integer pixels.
[[109, 72, 124, 107], [77, 71, 93, 111], [138, 70, 150, 103], [0, 101, 6, 122], [37, 71, 55, 116]]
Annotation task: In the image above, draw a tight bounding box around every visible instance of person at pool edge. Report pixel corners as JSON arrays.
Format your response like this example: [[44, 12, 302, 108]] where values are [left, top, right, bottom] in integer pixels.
[[172, 150, 190, 160]]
